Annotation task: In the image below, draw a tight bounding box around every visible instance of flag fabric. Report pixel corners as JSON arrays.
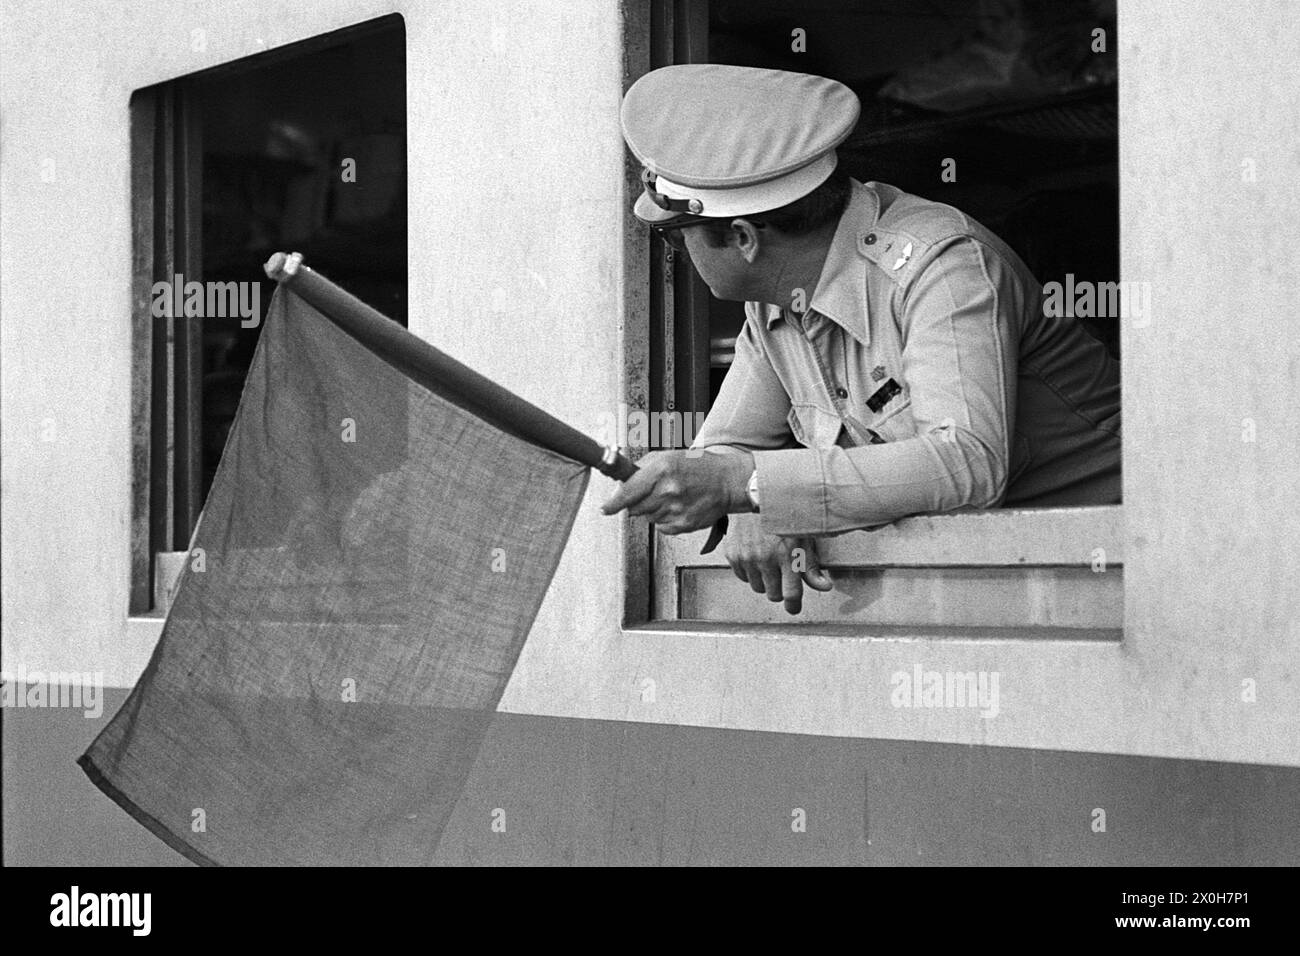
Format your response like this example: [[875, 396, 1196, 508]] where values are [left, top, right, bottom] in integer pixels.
[[80, 284, 590, 865]]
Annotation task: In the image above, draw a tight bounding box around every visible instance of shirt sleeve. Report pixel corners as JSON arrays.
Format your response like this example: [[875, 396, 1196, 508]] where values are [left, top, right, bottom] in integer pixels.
[[689, 303, 795, 455], [752, 236, 1022, 536]]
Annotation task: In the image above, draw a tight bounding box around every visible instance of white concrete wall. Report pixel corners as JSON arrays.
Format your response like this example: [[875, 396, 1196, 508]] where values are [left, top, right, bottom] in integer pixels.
[[506, 0, 1300, 768], [4, 0, 1298, 766], [0, 0, 629, 685]]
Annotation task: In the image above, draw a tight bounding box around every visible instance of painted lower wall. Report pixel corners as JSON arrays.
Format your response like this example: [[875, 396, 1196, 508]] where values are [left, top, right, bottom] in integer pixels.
[[6, 685, 1300, 866]]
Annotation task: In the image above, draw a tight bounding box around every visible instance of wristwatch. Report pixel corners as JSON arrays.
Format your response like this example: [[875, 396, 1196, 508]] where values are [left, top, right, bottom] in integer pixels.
[[746, 469, 761, 513]]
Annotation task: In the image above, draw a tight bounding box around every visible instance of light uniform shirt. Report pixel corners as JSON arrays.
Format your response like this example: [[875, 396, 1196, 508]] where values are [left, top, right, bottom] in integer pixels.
[[691, 179, 1122, 537]]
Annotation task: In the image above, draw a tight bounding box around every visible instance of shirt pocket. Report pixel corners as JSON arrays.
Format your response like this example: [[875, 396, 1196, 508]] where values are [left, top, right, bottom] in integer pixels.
[[867, 392, 914, 442], [787, 403, 844, 448]]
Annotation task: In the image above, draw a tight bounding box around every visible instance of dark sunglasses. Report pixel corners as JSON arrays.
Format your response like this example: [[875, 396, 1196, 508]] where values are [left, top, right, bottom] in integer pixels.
[[650, 215, 713, 252], [640, 167, 715, 252]]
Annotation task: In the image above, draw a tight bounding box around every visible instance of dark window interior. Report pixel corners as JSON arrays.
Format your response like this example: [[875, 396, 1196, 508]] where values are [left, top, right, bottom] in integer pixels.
[[132, 15, 406, 611], [661, 0, 1119, 408], [195, 22, 407, 496]]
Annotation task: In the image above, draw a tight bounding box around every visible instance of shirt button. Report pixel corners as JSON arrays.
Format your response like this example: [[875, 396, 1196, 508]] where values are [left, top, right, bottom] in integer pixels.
[[864, 234, 876, 245], [835, 386, 849, 399]]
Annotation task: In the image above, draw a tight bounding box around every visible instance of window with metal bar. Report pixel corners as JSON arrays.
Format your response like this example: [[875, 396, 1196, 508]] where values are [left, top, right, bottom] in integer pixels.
[[130, 14, 407, 613], [632, 0, 1122, 632]]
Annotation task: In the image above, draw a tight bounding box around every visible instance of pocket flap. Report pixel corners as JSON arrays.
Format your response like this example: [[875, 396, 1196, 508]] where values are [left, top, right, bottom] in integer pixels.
[[787, 403, 844, 448]]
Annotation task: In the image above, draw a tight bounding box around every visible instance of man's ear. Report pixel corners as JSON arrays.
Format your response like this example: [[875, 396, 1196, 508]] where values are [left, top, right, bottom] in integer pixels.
[[730, 218, 763, 264]]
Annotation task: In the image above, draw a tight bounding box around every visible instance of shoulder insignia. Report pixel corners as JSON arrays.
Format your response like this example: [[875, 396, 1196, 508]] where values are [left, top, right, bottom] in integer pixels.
[[891, 242, 913, 271]]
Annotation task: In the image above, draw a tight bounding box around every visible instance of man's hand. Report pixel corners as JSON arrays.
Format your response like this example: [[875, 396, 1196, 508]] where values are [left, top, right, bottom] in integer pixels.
[[601, 449, 753, 535], [724, 512, 833, 615]]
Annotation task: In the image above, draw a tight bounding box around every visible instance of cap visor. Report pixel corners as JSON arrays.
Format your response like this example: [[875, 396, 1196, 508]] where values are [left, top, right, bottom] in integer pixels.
[[634, 190, 682, 225]]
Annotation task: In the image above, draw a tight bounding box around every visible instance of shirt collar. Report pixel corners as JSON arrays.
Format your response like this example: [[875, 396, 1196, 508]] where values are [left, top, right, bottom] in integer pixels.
[[764, 178, 878, 346]]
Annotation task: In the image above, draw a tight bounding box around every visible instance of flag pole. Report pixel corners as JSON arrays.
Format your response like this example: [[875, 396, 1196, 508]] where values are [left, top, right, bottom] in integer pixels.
[[262, 251, 728, 552], [263, 251, 636, 481]]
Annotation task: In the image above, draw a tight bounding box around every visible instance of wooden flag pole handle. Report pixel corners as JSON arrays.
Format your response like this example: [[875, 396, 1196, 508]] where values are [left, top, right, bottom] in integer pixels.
[[263, 251, 726, 552], [263, 251, 636, 479]]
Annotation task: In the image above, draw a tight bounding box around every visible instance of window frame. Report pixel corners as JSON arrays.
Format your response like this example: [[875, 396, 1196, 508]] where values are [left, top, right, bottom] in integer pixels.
[[652, 505, 1123, 631], [625, 0, 1123, 635], [128, 82, 204, 615], [127, 14, 407, 616]]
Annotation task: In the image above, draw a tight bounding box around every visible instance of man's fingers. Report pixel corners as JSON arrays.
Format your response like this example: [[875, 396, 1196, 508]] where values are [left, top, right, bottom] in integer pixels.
[[801, 539, 835, 592], [626, 496, 661, 518], [654, 518, 695, 536], [781, 562, 803, 615], [803, 567, 834, 591], [761, 564, 784, 603], [601, 473, 654, 515]]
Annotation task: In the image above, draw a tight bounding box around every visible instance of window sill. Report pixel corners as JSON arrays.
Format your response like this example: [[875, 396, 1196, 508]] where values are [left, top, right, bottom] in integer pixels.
[[624, 620, 1121, 643], [652, 505, 1123, 630]]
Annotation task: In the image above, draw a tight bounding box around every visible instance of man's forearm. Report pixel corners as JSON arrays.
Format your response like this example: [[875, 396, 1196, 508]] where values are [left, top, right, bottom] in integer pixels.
[[752, 428, 1007, 536]]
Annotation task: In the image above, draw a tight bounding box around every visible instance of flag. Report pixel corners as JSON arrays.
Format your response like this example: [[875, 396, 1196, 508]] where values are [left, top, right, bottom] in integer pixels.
[[79, 280, 590, 865]]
